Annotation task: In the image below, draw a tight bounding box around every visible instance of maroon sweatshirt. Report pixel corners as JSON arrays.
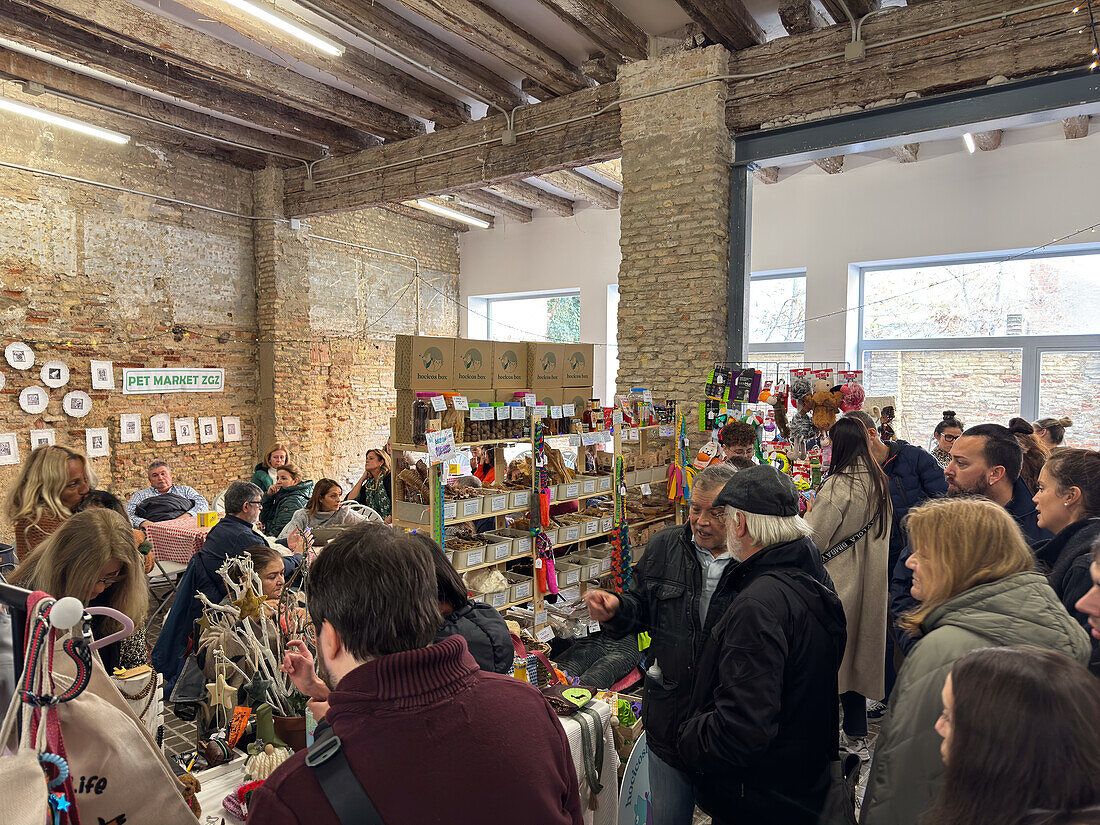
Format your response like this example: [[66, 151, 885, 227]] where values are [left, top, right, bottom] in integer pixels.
[[249, 635, 583, 825]]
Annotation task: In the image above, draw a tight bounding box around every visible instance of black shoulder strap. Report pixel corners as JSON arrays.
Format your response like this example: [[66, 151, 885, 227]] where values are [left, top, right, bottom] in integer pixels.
[[306, 722, 386, 825]]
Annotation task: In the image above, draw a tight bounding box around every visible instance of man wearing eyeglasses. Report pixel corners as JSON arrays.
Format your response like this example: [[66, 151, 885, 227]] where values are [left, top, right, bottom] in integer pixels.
[[583, 463, 742, 825], [154, 481, 301, 692]]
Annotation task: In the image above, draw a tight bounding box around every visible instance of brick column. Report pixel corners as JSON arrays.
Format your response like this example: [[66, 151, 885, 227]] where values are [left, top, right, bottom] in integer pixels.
[[616, 45, 732, 404]]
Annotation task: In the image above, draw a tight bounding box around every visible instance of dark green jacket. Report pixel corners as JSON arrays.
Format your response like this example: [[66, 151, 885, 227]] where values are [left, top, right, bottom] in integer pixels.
[[260, 480, 313, 537], [862, 572, 1091, 825]]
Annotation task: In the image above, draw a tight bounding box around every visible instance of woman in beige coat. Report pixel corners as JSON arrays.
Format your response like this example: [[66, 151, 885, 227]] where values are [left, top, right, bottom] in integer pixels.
[[806, 416, 892, 757]]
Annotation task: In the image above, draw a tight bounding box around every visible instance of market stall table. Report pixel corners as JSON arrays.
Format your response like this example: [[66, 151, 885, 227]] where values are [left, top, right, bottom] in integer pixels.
[[194, 699, 619, 823], [146, 518, 209, 564]]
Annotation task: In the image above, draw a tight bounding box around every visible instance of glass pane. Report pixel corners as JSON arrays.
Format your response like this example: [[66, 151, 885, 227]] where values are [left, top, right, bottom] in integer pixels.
[[863, 349, 1023, 446], [750, 276, 805, 344], [1039, 350, 1100, 449], [487, 294, 580, 343], [863, 254, 1100, 339]]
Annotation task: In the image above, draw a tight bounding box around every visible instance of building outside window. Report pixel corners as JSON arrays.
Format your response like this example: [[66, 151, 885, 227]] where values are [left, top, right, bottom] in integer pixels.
[[483, 291, 581, 343], [749, 271, 806, 376]]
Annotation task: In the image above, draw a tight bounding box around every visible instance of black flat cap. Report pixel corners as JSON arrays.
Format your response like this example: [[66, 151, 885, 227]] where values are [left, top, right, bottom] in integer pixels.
[[713, 464, 799, 517]]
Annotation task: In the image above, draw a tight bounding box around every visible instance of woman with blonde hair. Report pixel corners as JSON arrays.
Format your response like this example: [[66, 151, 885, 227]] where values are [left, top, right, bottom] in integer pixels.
[[862, 497, 1092, 825], [250, 443, 290, 495], [10, 508, 149, 671], [6, 444, 92, 559]]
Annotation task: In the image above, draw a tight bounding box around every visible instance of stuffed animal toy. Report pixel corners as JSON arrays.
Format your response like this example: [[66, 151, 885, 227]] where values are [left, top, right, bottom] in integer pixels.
[[246, 743, 291, 781], [789, 412, 817, 441], [790, 377, 813, 412], [176, 772, 202, 819], [803, 381, 843, 431], [839, 382, 866, 413]]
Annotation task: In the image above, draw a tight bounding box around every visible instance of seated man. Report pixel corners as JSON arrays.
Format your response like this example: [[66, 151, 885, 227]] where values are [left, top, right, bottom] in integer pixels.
[[250, 523, 582, 825], [153, 482, 299, 692], [126, 460, 209, 529]]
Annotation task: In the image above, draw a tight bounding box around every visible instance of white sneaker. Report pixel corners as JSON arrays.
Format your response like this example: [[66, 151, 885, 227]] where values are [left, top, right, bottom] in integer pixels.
[[842, 733, 871, 763]]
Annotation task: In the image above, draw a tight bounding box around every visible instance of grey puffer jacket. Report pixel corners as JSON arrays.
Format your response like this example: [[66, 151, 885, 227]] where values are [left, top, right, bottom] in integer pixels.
[[862, 572, 1092, 825]]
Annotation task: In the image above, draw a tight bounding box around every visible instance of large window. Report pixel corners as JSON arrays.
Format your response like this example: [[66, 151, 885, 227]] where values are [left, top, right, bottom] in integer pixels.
[[859, 249, 1100, 448], [749, 271, 805, 366], [483, 290, 581, 343]]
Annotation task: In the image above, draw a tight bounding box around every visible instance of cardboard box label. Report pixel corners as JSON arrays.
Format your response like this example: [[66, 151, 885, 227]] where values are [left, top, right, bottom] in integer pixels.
[[454, 339, 492, 388], [511, 491, 530, 508], [582, 478, 596, 494], [562, 343, 594, 388], [395, 335, 454, 388], [527, 342, 564, 387], [489, 590, 508, 608], [564, 482, 580, 499], [492, 342, 529, 388], [515, 537, 531, 553]]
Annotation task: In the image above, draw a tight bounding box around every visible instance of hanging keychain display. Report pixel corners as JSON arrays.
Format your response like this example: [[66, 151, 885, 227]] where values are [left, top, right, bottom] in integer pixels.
[[531, 419, 558, 596], [609, 454, 632, 592]]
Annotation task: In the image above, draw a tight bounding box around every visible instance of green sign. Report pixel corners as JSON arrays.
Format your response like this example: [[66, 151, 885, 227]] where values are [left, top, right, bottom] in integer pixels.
[[121, 367, 225, 395]]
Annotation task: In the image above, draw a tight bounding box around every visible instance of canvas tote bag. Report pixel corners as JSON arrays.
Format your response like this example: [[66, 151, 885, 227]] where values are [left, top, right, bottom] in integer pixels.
[[0, 628, 52, 825]]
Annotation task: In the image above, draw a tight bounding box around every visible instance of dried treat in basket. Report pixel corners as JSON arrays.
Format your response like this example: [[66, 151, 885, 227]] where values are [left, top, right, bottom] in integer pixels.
[[399, 468, 428, 504], [464, 568, 508, 594]]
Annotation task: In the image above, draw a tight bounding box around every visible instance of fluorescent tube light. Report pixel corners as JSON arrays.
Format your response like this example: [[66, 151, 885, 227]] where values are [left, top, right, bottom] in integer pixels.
[[415, 199, 491, 229], [219, 0, 344, 56], [0, 95, 130, 144], [963, 133, 977, 154]]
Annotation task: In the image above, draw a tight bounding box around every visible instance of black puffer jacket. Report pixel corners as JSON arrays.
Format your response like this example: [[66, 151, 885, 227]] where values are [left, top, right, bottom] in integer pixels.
[[600, 523, 740, 770], [677, 537, 847, 825], [882, 440, 948, 568], [434, 601, 513, 674], [1034, 517, 1100, 674]]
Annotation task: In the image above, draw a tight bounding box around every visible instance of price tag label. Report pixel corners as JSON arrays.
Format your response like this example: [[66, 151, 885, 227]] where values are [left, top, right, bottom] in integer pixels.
[[659, 424, 674, 437], [640, 483, 652, 496], [569, 435, 582, 447], [563, 404, 575, 417], [496, 406, 510, 420], [598, 432, 612, 444], [612, 411, 623, 429], [559, 585, 581, 602], [581, 433, 597, 446], [535, 609, 547, 626], [425, 428, 456, 465], [585, 519, 599, 535], [510, 406, 525, 420], [643, 389, 653, 403], [430, 395, 447, 412], [473, 407, 494, 421], [465, 548, 484, 567], [533, 405, 547, 417], [588, 621, 600, 634], [523, 393, 536, 407], [629, 428, 640, 441], [550, 406, 563, 419], [453, 396, 469, 410], [536, 626, 555, 643]]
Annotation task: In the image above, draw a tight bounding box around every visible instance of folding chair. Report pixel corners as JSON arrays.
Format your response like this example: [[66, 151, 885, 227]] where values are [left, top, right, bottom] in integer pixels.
[[340, 502, 383, 522], [145, 557, 188, 631]]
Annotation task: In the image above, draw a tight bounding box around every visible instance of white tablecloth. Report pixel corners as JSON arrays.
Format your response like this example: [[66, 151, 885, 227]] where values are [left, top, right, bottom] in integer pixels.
[[195, 700, 619, 823]]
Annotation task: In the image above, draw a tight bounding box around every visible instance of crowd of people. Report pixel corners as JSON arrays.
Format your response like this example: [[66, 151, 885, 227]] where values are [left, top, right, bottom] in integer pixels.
[[2, 410, 1099, 825]]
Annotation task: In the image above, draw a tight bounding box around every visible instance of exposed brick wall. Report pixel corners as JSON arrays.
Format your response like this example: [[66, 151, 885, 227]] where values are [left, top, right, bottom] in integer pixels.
[[616, 45, 732, 404], [0, 97, 459, 539]]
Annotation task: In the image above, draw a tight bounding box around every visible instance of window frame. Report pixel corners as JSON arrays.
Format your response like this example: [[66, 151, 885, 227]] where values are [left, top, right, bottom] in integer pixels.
[[748, 269, 806, 356], [481, 288, 582, 343], [856, 247, 1100, 420]]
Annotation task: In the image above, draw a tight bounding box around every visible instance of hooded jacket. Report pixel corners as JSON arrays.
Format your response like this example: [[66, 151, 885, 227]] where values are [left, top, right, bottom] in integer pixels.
[[599, 523, 742, 770], [260, 480, 314, 538], [677, 536, 847, 824], [434, 600, 513, 674], [249, 463, 275, 493], [152, 514, 300, 693], [862, 572, 1092, 825], [890, 477, 1055, 652], [1034, 517, 1100, 674]]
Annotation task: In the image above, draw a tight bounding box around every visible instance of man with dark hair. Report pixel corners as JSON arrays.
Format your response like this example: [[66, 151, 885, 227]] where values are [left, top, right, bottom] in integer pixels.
[[676, 465, 846, 824], [718, 420, 757, 462], [249, 524, 582, 825], [890, 423, 1054, 650], [584, 462, 741, 825], [153, 481, 299, 691]]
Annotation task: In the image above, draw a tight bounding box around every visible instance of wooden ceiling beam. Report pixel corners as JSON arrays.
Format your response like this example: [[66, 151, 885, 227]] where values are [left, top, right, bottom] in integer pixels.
[[488, 180, 574, 217], [819, 0, 880, 23], [581, 53, 617, 85], [891, 143, 920, 163], [673, 0, 765, 52], [173, 0, 469, 127], [532, 0, 648, 61], [779, 0, 828, 35], [284, 82, 620, 216], [389, 0, 588, 96], [521, 78, 557, 102], [13, 0, 422, 140], [0, 5, 377, 154], [301, 0, 525, 112], [454, 190, 533, 223], [585, 158, 622, 186], [0, 46, 318, 165], [537, 169, 619, 209], [726, 0, 1087, 134], [1063, 115, 1090, 140]]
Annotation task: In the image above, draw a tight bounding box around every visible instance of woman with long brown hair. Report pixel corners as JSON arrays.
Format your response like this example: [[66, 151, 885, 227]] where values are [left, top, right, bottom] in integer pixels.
[[277, 477, 373, 541], [1034, 416, 1074, 450], [930, 646, 1100, 825], [861, 497, 1091, 825], [347, 448, 391, 522], [6, 444, 92, 559], [10, 508, 148, 671], [805, 416, 892, 757], [1009, 417, 1049, 493]]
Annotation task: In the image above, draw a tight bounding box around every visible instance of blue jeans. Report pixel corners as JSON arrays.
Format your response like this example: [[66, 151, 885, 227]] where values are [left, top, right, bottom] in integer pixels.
[[648, 750, 697, 825]]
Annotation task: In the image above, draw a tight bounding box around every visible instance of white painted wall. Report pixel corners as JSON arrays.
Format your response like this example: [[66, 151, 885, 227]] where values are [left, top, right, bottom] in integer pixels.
[[750, 122, 1100, 362], [460, 205, 621, 401], [460, 122, 1100, 386]]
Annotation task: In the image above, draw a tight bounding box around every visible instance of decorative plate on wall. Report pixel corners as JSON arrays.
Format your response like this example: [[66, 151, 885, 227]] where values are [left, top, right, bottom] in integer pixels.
[[62, 390, 92, 418], [19, 386, 49, 414], [5, 342, 34, 370], [41, 361, 70, 389]]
